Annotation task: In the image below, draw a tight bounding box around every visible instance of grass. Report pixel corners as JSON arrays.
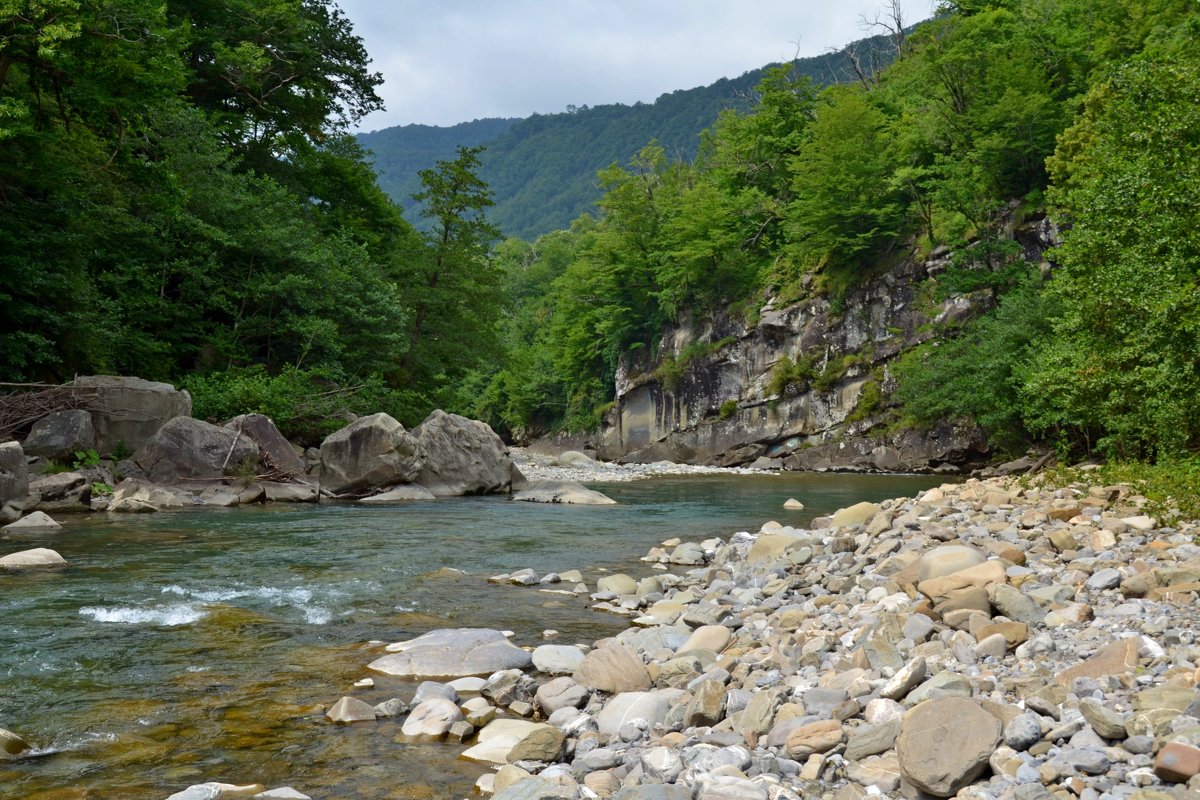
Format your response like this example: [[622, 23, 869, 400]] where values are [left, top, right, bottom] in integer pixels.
[[1031, 456, 1200, 523]]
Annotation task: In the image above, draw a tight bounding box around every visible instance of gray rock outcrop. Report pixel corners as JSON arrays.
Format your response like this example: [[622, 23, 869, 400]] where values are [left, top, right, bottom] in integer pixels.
[[409, 410, 516, 497], [224, 414, 305, 478], [73, 375, 192, 454], [28, 471, 90, 512], [0, 441, 29, 514], [134, 417, 258, 483], [318, 413, 420, 495], [22, 409, 97, 461]]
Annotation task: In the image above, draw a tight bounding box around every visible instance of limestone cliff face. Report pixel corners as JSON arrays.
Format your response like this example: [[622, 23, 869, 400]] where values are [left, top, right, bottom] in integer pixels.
[[589, 218, 1058, 472]]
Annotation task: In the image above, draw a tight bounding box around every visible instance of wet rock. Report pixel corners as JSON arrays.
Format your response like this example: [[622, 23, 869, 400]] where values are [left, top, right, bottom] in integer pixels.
[[0, 728, 30, 758], [3, 510, 62, 530], [512, 480, 616, 505], [359, 484, 437, 503], [0, 547, 67, 571], [369, 628, 533, 678], [401, 697, 463, 739], [326, 696, 376, 724]]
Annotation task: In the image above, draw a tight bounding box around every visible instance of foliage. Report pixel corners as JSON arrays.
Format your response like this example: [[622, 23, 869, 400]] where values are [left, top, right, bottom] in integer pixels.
[[719, 400, 739, 420], [1034, 457, 1200, 523], [894, 270, 1054, 453], [1022, 30, 1200, 460], [847, 379, 884, 423], [767, 355, 817, 397]]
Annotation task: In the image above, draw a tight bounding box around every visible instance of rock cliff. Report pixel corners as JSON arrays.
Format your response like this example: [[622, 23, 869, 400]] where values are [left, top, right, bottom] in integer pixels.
[[589, 218, 1059, 473]]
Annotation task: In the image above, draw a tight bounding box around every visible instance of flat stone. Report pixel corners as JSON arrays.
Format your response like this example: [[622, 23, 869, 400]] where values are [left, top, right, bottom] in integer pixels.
[[845, 718, 901, 761], [507, 725, 565, 763], [881, 657, 927, 701], [918, 545, 987, 582], [905, 671, 971, 705], [989, 584, 1046, 626], [359, 484, 437, 502], [896, 697, 1002, 797], [369, 628, 532, 678], [785, 719, 844, 760], [460, 719, 546, 765], [1084, 567, 1122, 591], [325, 696, 376, 724], [512, 480, 616, 505], [1054, 638, 1139, 686], [1132, 686, 1198, 712], [573, 641, 651, 693], [1079, 697, 1128, 739], [532, 644, 585, 675]]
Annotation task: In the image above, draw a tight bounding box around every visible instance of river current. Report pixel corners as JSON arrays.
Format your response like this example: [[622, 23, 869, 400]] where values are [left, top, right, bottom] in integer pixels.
[[0, 473, 941, 799]]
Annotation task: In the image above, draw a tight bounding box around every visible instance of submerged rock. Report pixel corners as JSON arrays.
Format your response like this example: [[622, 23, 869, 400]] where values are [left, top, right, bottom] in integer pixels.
[[511, 480, 616, 505]]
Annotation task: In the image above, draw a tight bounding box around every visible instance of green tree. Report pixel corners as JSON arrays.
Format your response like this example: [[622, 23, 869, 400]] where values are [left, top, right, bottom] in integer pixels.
[[1023, 29, 1200, 458], [402, 145, 503, 402]]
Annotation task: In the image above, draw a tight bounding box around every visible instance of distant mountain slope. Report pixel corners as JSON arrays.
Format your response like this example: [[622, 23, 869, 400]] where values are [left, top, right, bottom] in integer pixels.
[[359, 33, 897, 240]]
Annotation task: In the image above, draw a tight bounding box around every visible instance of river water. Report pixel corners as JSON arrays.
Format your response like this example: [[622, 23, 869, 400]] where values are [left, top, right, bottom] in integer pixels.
[[0, 473, 940, 800]]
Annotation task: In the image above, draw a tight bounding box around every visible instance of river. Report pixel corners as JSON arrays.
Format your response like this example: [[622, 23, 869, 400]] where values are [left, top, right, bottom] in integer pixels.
[[0, 473, 942, 799]]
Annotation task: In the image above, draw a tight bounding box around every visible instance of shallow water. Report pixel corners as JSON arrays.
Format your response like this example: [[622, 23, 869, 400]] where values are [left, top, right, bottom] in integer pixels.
[[0, 473, 941, 799]]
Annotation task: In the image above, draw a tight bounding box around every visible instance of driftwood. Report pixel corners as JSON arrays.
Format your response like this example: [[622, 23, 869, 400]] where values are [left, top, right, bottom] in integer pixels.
[[0, 383, 103, 443]]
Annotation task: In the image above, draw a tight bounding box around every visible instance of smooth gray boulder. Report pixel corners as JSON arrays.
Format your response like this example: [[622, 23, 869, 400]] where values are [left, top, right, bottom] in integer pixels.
[[22, 410, 96, 461], [1, 728, 30, 758], [596, 691, 675, 735], [532, 644, 586, 675], [368, 628, 532, 678], [512, 480, 616, 505], [409, 410, 516, 497], [0, 441, 28, 513], [318, 413, 420, 495], [400, 697, 463, 739], [3, 511, 62, 531], [0, 547, 68, 571], [134, 417, 258, 483], [224, 414, 305, 477], [325, 696, 376, 724], [73, 375, 192, 454]]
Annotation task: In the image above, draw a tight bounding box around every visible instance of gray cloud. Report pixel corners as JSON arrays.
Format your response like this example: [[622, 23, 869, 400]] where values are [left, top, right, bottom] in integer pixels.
[[337, 1, 935, 132]]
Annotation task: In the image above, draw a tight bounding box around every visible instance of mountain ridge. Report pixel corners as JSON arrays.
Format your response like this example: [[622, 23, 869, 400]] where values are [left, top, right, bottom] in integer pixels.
[[358, 32, 898, 240]]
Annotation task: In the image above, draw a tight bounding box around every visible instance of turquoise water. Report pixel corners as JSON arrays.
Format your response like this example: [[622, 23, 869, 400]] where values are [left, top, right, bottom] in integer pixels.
[[0, 473, 941, 800]]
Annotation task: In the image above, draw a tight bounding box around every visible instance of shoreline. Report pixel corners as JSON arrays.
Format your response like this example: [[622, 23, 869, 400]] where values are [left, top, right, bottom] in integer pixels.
[[316, 472, 1200, 800]]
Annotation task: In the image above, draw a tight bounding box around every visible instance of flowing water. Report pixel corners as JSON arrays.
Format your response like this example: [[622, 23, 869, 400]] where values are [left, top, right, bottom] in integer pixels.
[[0, 473, 942, 800]]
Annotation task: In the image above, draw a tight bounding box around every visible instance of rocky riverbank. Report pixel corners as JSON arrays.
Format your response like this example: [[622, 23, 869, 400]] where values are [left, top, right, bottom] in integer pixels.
[[510, 449, 768, 485], [267, 471, 1200, 800]]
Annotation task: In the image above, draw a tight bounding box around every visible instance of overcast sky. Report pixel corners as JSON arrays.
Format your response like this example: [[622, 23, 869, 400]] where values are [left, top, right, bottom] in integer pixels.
[[337, 1, 936, 132]]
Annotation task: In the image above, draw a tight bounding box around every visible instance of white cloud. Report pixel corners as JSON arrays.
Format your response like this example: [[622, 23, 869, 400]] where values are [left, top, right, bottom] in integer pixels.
[[337, 0, 936, 131]]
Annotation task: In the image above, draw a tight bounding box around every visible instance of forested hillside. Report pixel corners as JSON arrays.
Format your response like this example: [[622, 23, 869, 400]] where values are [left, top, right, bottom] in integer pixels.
[[359, 36, 898, 240], [472, 0, 1200, 465], [0, 0, 501, 439]]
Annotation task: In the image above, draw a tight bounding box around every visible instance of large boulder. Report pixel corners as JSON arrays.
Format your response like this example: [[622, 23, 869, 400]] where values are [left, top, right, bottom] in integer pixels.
[[0, 441, 29, 512], [22, 410, 97, 461], [224, 414, 305, 478], [368, 628, 533, 678], [512, 480, 616, 505], [28, 472, 90, 512], [896, 697, 1002, 797], [409, 410, 516, 497], [73, 376, 192, 455], [134, 417, 259, 483], [318, 413, 420, 495]]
